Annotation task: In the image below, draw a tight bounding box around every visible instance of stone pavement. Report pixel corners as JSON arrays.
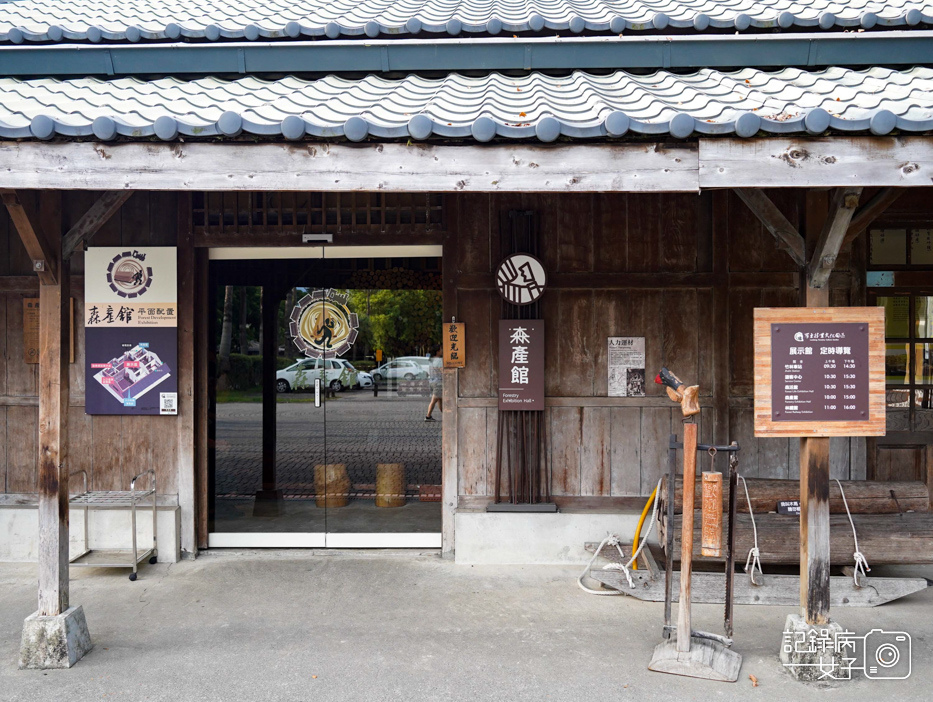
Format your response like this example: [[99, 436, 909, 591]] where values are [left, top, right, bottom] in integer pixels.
[[2, 553, 932, 701], [215, 393, 442, 497]]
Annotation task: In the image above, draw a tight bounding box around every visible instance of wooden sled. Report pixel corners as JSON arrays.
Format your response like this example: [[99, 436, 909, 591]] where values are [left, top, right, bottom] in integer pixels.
[[584, 542, 931, 607]]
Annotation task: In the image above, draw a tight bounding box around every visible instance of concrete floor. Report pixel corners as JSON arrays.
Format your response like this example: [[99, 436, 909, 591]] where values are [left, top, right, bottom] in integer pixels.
[[1, 553, 932, 701]]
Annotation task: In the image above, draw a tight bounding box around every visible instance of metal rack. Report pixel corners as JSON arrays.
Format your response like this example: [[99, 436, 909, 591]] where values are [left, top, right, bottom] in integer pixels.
[[69, 469, 158, 581]]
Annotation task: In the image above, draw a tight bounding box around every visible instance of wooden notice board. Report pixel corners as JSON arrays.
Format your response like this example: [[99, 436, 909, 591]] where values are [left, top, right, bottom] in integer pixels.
[[443, 322, 465, 368], [23, 298, 75, 364], [753, 307, 885, 437]]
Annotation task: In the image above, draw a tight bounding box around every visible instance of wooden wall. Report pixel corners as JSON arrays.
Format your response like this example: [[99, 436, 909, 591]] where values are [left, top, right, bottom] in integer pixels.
[[0, 191, 179, 498], [451, 190, 875, 507]]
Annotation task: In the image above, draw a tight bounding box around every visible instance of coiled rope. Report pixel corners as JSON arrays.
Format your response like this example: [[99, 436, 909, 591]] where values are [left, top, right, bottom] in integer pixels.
[[738, 474, 764, 586], [834, 478, 871, 586], [577, 478, 663, 595]]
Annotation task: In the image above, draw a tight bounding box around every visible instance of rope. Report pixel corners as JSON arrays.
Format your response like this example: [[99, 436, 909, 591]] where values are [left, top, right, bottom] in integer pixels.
[[577, 478, 662, 595], [738, 474, 764, 586], [834, 478, 871, 587]]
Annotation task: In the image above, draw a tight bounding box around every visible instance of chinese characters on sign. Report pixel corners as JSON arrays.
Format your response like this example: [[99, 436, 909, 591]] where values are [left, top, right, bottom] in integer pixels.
[[22, 298, 75, 364], [443, 322, 465, 368], [753, 308, 885, 437], [85, 248, 178, 416], [607, 337, 645, 397], [782, 626, 911, 680], [498, 320, 544, 410], [771, 323, 869, 422]]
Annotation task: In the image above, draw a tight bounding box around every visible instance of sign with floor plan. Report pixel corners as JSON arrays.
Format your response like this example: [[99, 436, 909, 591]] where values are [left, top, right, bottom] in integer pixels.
[[84, 247, 178, 415]]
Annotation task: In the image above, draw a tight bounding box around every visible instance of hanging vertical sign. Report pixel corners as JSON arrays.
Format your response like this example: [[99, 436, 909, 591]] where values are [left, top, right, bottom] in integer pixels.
[[84, 248, 178, 416], [444, 322, 465, 368], [498, 320, 544, 410]]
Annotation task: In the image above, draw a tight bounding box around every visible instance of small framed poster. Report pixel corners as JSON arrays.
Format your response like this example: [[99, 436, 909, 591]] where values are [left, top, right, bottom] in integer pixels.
[[753, 307, 885, 437], [607, 337, 645, 397]]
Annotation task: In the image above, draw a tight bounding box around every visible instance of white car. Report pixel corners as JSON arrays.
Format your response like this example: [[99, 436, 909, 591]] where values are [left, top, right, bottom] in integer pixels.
[[371, 359, 427, 383], [276, 358, 372, 393]]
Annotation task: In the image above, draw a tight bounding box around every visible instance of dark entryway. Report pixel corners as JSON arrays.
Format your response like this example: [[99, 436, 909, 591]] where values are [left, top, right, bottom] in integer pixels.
[[206, 249, 443, 547]]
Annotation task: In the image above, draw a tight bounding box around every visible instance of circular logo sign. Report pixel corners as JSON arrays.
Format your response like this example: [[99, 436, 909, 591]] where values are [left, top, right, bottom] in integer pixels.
[[496, 253, 547, 306], [106, 251, 153, 298], [288, 289, 359, 359]]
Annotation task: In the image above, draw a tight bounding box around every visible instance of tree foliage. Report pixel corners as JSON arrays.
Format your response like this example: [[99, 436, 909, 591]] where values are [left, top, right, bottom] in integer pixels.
[[347, 289, 441, 357]]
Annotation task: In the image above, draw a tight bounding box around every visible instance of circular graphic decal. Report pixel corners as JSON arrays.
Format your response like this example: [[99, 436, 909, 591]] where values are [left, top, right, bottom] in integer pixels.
[[496, 253, 547, 306], [106, 251, 153, 299], [289, 289, 359, 359]]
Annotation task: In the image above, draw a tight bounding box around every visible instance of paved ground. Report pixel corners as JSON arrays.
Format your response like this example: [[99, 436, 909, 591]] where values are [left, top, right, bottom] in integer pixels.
[[215, 394, 442, 497], [2, 553, 932, 701]]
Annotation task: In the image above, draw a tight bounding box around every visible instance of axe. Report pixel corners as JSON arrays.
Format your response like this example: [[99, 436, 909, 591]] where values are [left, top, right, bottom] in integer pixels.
[[655, 367, 700, 417]]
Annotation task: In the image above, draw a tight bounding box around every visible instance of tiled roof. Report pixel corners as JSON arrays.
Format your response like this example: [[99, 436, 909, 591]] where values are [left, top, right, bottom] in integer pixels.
[[0, 0, 931, 43], [2, 67, 932, 142]]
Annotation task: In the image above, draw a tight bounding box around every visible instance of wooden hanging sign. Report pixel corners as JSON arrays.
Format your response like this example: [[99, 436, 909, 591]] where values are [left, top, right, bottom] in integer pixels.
[[23, 298, 75, 364], [444, 322, 465, 368], [753, 307, 885, 437]]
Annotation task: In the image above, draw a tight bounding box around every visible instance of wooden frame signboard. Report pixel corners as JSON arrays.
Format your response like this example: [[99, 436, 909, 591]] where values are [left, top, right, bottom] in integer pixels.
[[754, 307, 885, 437]]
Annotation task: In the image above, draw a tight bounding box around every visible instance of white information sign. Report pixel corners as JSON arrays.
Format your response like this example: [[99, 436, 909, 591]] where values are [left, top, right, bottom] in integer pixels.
[[608, 337, 646, 397]]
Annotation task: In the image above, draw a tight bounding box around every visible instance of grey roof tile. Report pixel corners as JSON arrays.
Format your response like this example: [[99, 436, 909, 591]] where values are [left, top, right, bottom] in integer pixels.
[[0, 0, 931, 43], [2, 67, 933, 141]]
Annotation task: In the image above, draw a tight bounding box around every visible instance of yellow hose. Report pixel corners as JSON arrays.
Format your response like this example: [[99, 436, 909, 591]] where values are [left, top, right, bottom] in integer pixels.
[[631, 485, 658, 571]]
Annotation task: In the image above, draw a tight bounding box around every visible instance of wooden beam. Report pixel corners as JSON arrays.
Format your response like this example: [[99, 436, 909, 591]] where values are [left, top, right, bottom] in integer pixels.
[[800, 191, 831, 627], [0, 138, 930, 192], [807, 187, 862, 288], [701, 137, 933, 188], [0, 141, 699, 193], [842, 187, 905, 248], [733, 188, 806, 266], [61, 190, 134, 261], [0, 189, 57, 285], [36, 191, 69, 616]]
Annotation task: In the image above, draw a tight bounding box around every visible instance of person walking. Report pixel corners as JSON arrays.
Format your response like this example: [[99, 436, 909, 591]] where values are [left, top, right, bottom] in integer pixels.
[[425, 347, 443, 421]]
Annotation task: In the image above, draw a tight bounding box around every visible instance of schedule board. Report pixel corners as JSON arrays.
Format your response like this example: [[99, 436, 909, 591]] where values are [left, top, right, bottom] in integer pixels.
[[753, 307, 885, 437]]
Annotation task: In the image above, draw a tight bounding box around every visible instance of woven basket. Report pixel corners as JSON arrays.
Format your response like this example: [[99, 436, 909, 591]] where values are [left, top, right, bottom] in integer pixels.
[[375, 463, 406, 508], [314, 464, 350, 508]]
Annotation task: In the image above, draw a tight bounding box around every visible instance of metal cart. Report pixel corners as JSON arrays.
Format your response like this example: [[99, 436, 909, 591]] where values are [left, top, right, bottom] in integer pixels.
[[69, 469, 158, 581]]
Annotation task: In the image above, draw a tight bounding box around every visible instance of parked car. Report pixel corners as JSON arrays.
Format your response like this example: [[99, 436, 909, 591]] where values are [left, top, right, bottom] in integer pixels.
[[276, 358, 372, 393], [394, 355, 432, 371], [371, 359, 428, 383]]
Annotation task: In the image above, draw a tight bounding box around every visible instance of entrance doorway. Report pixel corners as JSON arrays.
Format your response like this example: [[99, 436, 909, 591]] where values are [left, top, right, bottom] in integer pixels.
[[206, 246, 443, 548]]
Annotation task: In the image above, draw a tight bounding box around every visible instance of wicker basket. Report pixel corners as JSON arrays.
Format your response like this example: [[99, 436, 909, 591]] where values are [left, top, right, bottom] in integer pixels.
[[375, 463, 406, 508], [314, 464, 350, 508]]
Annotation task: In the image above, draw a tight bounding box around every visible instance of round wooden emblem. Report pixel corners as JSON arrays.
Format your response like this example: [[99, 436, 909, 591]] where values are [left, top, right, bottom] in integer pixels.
[[496, 253, 547, 306]]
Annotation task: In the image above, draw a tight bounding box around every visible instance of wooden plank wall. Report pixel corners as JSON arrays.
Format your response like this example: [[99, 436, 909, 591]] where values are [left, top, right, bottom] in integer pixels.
[[452, 190, 869, 506], [0, 191, 179, 497]]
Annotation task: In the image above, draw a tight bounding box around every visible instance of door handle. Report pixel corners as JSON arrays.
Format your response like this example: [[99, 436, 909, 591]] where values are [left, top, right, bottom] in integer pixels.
[[315, 378, 321, 407]]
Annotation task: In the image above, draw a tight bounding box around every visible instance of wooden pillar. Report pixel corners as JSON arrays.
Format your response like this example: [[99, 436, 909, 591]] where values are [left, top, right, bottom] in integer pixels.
[[261, 286, 277, 492], [37, 192, 69, 617], [800, 192, 831, 625], [441, 195, 459, 556], [176, 195, 197, 557]]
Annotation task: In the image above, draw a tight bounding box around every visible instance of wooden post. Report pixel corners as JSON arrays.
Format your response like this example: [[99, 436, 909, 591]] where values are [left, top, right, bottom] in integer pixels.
[[261, 286, 277, 493], [36, 192, 69, 617], [677, 421, 698, 651], [800, 192, 832, 625]]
